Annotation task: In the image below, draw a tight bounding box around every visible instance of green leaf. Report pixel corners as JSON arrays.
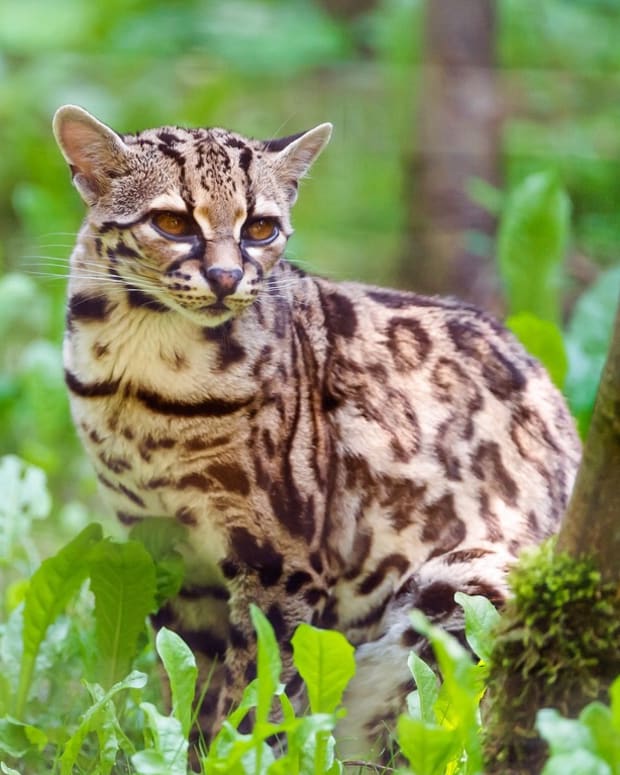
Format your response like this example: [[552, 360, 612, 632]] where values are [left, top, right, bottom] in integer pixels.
[[407, 651, 439, 724], [16, 523, 103, 717], [564, 266, 620, 434], [579, 702, 620, 768], [610, 675, 620, 733], [0, 718, 47, 758], [291, 623, 355, 714], [250, 604, 282, 726], [506, 313, 568, 390], [129, 518, 186, 607], [155, 627, 197, 739], [455, 592, 501, 663], [131, 702, 188, 775], [541, 749, 611, 775], [397, 715, 459, 775], [498, 171, 570, 323], [89, 539, 157, 688], [59, 671, 147, 775], [536, 708, 592, 754]]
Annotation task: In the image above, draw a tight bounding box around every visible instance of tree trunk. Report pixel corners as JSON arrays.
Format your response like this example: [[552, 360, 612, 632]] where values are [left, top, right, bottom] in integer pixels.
[[401, 0, 503, 315], [557, 298, 620, 584]]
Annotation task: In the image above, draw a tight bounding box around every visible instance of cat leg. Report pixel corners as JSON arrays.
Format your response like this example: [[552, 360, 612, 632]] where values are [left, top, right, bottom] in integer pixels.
[[336, 547, 511, 766]]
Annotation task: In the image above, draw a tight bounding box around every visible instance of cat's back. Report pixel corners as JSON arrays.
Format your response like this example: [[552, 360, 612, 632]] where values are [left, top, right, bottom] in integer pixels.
[[304, 274, 580, 548]]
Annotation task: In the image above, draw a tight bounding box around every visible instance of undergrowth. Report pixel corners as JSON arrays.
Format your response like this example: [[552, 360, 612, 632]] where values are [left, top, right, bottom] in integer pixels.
[[2, 458, 620, 775]]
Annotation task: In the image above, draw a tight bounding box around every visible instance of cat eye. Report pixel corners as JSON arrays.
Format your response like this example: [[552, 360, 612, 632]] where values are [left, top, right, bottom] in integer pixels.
[[242, 218, 279, 244], [152, 211, 194, 238]]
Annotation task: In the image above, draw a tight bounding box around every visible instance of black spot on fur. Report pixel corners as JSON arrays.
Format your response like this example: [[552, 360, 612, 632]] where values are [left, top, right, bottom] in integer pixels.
[[229, 526, 283, 587], [69, 292, 110, 322]]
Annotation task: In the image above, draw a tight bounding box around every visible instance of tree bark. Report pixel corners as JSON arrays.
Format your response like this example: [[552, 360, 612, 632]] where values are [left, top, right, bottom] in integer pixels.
[[557, 297, 620, 583], [401, 0, 503, 315]]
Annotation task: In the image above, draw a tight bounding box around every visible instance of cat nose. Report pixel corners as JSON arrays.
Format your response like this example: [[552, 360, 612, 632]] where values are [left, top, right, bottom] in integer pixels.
[[206, 267, 243, 298]]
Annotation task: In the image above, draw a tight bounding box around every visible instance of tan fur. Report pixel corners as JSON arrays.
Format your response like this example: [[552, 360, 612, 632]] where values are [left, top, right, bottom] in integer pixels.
[[54, 105, 581, 762]]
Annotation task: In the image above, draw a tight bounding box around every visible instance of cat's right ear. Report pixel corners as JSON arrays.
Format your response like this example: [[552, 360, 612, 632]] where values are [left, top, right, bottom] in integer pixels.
[[53, 105, 129, 205]]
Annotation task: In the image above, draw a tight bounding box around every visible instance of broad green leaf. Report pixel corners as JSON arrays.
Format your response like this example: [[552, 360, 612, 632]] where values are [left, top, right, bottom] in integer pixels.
[[579, 702, 620, 768], [397, 715, 459, 775], [564, 266, 620, 434], [131, 702, 188, 775], [60, 671, 147, 775], [291, 623, 355, 714], [0, 718, 47, 758], [542, 750, 611, 775], [89, 539, 156, 688], [16, 523, 103, 717], [455, 592, 501, 663], [250, 604, 282, 726], [498, 171, 570, 323], [129, 518, 186, 607], [407, 651, 439, 724], [506, 313, 568, 390], [156, 627, 197, 738], [536, 708, 592, 753]]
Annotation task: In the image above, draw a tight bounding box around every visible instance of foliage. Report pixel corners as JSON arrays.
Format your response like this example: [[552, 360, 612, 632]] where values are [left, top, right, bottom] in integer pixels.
[[495, 170, 619, 434], [484, 539, 620, 774], [397, 594, 500, 775], [537, 677, 620, 775]]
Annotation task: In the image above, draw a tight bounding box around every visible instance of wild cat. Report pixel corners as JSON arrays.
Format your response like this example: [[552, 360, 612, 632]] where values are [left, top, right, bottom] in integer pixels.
[[53, 105, 580, 762]]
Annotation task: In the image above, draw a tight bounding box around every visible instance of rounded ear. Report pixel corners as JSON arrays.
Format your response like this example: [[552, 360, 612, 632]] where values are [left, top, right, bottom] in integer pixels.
[[263, 123, 332, 203], [53, 105, 129, 205]]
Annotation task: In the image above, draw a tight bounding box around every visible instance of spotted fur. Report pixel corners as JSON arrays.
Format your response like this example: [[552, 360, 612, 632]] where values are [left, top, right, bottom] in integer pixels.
[[53, 105, 581, 762]]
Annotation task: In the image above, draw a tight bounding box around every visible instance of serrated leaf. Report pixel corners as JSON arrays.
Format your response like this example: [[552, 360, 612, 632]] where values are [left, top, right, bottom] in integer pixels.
[[506, 313, 568, 390], [89, 540, 156, 688], [59, 671, 147, 775], [498, 171, 570, 323], [291, 623, 355, 715], [131, 702, 188, 775], [455, 592, 501, 663], [156, 628, 197, 738], [250, 604, 281, 726], [407, 651, 439, 724], [15, 523, 103, 717], [397, 715, 459, 775]]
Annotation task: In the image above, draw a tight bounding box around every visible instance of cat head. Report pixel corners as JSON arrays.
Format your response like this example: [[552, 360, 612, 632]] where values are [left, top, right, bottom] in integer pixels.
[[53, 105, 332, 326]]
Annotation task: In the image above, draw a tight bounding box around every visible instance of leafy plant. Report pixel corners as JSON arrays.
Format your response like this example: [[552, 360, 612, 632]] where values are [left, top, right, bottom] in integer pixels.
[[397, 593, 500, 775], [537, 676, 620, 775]]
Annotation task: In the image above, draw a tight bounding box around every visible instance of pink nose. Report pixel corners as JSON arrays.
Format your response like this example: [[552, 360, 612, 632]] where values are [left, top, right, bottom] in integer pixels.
[[206, 267, 242, 298]]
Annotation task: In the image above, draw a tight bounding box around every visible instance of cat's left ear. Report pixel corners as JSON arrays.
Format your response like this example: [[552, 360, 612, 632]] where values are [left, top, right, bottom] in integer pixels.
[[264, 123, 332, 203], [53, 105, 130, 205]]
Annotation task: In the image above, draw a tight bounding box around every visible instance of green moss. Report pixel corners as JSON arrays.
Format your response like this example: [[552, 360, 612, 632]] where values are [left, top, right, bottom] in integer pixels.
[[483, 539, 620, 775]]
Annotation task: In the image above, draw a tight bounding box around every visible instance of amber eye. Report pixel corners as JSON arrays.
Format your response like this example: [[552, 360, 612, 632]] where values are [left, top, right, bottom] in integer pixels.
[[242, 218, 279, 243], [152, 211, 194, 238]]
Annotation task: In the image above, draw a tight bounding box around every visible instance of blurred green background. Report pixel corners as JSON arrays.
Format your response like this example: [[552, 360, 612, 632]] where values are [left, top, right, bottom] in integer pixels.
[[1, 0, 619, 553]]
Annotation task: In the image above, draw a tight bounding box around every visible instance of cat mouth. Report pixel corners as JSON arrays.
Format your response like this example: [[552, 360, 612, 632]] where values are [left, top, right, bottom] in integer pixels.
[[199, 301, 230, 314]]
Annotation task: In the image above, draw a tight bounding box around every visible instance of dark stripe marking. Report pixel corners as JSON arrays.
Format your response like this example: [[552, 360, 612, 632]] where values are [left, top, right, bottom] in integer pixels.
[[135, 387, 253, 417], [65, 369, 120, 398]]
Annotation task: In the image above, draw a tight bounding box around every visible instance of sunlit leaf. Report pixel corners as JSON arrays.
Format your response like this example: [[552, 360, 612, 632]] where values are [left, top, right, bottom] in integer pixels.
[[498, 171, 570, 323], [16, 523, 103, 717], [407, 651, 439, 724], [250, 604, 281, 726], [131, 702, 188, 775], [506, 313, 568, 390], [291, 623, 355, 714], [156, 628, 197, 739], [455, 592, 501, 663]]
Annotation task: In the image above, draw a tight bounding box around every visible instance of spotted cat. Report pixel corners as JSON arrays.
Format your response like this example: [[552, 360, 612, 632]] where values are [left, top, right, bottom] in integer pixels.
[[53, 105, 581, 763]]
